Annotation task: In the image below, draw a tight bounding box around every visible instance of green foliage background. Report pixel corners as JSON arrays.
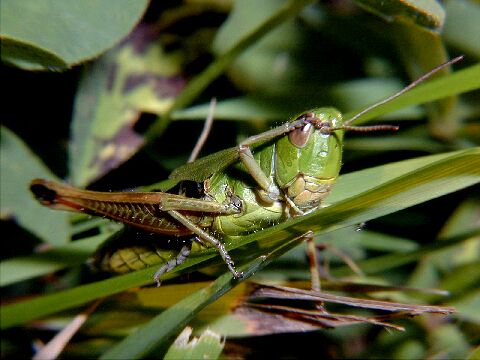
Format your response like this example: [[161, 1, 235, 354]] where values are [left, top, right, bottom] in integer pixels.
[[1, 0, 479, 358]]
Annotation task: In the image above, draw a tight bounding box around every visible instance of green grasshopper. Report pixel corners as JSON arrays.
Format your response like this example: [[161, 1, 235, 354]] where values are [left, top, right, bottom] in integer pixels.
[[30, 57, 462, 284]]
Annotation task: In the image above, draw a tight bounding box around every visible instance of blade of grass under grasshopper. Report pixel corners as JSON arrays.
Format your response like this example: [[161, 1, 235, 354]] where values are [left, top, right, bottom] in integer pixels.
[[229, 147, 480, 249]]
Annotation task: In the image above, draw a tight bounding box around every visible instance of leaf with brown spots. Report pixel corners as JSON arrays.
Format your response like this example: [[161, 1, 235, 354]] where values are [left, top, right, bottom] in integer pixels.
[[69, 24, 186, 187]]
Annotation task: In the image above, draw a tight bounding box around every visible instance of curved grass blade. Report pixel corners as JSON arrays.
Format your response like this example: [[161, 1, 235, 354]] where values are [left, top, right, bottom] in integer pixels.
[[231, 147, 480, 249]]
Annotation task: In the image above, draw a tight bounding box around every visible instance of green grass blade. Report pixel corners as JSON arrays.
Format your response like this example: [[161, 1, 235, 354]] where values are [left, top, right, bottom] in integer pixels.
[[234, 148, 480, 248], [344, 62, 480, 124], [0, 234, 108, 287]]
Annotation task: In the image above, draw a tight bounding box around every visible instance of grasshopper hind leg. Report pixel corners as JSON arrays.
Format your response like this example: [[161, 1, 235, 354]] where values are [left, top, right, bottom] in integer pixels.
[[153, 240, 193, 286]]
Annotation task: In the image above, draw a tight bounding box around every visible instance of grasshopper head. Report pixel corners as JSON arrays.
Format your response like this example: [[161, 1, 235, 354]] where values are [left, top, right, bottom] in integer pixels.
[[275, 108, 344, 214]]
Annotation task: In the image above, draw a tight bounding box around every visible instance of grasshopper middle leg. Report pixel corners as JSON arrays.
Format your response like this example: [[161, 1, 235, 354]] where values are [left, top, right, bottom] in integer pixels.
[[167, 210, 244, 279]]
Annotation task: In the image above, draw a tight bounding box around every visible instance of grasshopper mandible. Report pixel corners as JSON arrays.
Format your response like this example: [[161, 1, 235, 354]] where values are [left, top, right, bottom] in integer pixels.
[[30, 57, 463, 284]]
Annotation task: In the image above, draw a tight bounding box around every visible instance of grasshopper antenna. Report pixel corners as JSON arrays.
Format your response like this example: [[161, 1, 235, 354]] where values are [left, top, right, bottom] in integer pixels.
[[341, 55, 464, 129]]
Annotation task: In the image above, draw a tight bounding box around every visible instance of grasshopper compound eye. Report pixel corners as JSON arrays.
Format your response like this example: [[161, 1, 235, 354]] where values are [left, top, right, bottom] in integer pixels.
[[289, 121, 313, 148]]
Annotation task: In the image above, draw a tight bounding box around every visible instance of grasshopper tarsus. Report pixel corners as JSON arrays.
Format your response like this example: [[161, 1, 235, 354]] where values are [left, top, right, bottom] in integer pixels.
[[233, 271, 245, 280]]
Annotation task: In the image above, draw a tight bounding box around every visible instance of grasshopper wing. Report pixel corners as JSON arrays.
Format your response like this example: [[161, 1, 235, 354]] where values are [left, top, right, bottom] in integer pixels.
[[30, 179, 241, 236], [169, 147, 239, 181]]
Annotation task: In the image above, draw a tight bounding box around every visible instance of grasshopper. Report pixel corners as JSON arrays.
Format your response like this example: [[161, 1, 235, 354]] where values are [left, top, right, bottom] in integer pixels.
[[30, 57, 462, 284]]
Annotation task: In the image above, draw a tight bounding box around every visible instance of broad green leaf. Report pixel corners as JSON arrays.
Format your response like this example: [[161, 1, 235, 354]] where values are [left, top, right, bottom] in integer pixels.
[[209, 0, 444, 106], [70, 24, 185, 186], [0, 0, 149, 70], [2, 148, 478, 329], [0, 127, 69, 245], [353, 0, 445, 30]]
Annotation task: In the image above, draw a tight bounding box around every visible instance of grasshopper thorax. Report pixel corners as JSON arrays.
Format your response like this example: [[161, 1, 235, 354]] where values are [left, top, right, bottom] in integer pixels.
[[275, 108, 344, 215]]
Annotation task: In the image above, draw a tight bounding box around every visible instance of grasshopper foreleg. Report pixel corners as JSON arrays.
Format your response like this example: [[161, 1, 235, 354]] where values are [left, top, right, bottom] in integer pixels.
[[238, 145, 280, 202], [235, 121, 304, 202], [167, 210, 244, 280]]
